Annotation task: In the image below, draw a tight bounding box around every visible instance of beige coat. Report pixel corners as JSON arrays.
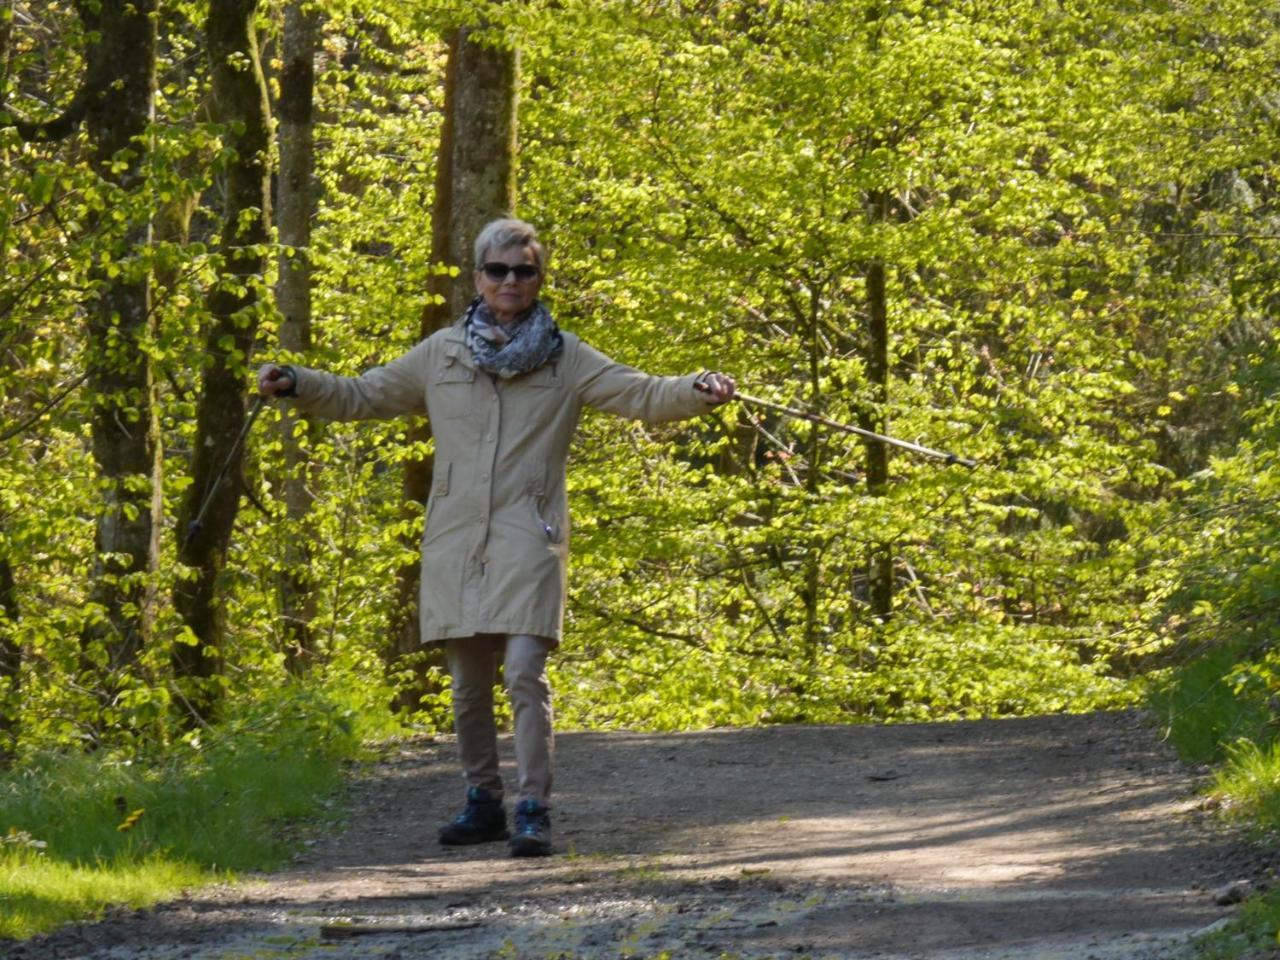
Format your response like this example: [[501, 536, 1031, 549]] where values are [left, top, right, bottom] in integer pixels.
[[291, 321, 711, 644]]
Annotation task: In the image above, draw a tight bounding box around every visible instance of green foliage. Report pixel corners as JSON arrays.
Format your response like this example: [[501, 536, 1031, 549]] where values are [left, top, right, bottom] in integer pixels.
[[1, 687, 359, 866], [507, 0, 1238, 722], [1123, 26, 1280, 942], [1194, 886, 1280, 960], [1150, 644, 1275, 764], [3, 0, 1279, 764], [553, 617, 1133, 732], [1147, 340, 1280, 761], [3, 0, 1280, 941], [0, 687, 364, 938]]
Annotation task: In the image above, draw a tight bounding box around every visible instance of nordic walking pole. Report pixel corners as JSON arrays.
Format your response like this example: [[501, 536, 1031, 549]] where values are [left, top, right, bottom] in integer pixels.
[[698, 383, 978, 468], [185, 394, 269, 546]]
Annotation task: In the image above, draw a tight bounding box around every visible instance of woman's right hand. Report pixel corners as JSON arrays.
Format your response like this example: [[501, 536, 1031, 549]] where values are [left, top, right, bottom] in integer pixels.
[[257, 364, 296, 398]]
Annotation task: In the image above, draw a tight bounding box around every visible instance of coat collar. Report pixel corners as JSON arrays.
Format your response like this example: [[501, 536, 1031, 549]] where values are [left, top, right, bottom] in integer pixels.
[[441, 322, 477, 371]]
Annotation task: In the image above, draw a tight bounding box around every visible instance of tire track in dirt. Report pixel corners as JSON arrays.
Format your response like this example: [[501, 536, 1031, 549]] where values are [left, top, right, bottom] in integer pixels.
[[3, 711, 1260, 960]]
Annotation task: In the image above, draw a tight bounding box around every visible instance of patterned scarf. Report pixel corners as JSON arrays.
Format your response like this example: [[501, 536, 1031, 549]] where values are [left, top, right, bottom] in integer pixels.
[[464, 298, 564, 379]]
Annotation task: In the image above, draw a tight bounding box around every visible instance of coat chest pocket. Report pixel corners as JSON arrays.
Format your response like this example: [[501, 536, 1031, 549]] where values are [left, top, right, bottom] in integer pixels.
[[506, 363, 564, 425], [428, 357, 477, 420]]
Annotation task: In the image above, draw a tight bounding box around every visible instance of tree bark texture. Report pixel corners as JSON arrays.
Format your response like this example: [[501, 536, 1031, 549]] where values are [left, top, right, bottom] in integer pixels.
[[274, 0, 319, 675], [432, 28, 520, 324], [389, 28, 518, 702], [77, 0, 163, 685], [173, 0, 272, 714]]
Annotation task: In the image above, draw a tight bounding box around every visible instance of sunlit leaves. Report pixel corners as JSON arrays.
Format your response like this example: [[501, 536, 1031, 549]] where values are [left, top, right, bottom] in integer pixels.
[[5, 0, 1280, 745]]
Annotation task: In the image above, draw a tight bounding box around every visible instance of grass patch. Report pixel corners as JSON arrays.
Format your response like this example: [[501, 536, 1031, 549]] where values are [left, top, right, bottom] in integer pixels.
[[0, 851, 211, 939], [0, 687, 371, 939], [1148, 643, 1272, 764], [1212, 739, 1280, 830], [1194, 888, 1280, 959], [1148, 648, 1280, 960]]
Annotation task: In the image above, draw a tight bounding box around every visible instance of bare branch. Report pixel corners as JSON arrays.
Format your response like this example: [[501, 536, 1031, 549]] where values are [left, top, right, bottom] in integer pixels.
[[0, 0, 108, 143], [0, 368, 91, 443]]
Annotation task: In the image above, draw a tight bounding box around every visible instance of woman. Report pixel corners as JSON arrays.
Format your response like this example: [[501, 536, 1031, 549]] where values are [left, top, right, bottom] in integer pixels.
[[258, 218, 734, 857]]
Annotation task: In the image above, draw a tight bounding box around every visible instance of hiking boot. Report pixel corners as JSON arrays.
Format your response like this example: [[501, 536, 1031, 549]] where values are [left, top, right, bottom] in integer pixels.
[[438, 786, 509, 845], [509, 798, 552, 857]]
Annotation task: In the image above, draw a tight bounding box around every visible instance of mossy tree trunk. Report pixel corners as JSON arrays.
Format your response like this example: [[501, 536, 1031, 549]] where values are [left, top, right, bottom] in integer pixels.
[[389, 26, 518, 711], [275, 0, 320, 675], [68, 1, 163, 712], [2, 1, 162, 737], [0, 544, 18, 763], [172, 0, 272, 721], [800, 282, 824, 659], [862, 242, 893, 622]]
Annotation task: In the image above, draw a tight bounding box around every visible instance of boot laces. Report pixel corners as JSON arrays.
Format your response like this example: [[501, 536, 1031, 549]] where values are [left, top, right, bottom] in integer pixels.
[[514, 801, 548, 835]]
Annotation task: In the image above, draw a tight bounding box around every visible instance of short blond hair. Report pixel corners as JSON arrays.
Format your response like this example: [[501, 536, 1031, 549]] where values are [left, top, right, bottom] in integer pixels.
[[474, 218, 545, 274]]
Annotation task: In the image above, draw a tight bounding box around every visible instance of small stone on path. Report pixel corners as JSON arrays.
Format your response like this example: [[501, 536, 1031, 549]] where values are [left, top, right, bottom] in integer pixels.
[[1212, 879, 1251, 906]]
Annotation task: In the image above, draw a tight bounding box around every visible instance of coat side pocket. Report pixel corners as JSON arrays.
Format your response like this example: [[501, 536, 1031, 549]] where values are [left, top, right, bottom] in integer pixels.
[[425, 461, 450, 535], [523, 461, 562, 543]]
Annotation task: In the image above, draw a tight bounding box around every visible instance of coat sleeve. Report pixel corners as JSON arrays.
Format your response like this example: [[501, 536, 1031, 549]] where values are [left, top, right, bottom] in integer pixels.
[[572, 337, 713, 424], [290, 339, 430, 421]]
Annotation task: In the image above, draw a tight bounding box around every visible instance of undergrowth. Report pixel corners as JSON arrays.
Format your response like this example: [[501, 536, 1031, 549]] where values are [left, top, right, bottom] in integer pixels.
[[1151, 656, 1280, 960], [1149, 640, 1280, 960], [0, 686, 386, 940], [1194, 890, 1280, 960], [1149, 643, 1275, 766]]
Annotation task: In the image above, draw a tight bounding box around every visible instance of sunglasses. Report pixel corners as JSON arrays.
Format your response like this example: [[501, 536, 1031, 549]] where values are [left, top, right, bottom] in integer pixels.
[[481, 262, 540, 282]]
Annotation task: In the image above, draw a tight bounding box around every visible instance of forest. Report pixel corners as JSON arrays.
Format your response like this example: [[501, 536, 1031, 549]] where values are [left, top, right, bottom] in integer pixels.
[[1, 0, 1279, 943]]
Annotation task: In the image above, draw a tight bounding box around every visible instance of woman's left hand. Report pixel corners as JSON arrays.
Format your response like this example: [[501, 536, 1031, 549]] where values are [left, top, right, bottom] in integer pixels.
[[696, 372, 736, 405]]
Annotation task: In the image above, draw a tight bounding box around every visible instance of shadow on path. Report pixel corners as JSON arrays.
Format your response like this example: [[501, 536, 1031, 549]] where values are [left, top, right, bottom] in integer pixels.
[[3, 711, 1257, 960]]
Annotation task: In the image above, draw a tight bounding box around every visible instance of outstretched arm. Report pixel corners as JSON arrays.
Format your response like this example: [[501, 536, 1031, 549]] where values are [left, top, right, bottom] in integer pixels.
[[256, 340, 430, 421], [574, 339, 734, 423]]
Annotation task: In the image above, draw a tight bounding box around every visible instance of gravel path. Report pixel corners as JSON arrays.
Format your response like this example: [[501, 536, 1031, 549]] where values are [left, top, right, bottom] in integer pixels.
[[3, 711, 1261, 960]]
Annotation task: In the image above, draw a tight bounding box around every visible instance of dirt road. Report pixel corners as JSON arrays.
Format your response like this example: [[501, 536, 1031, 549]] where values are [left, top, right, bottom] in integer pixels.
[[5, 711, 1261, 959]]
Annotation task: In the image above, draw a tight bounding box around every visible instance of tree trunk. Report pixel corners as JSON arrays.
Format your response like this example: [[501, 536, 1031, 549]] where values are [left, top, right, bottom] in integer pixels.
[[860, 17, 893, 624], [801, 284, 823, 658], [77, 0, 162, 699], [0, 543, 19, 763], [389, 26, 518, 712], [275, 0, 319, 675], [863, 251, 893, 622], [172, 0, 272, 721]]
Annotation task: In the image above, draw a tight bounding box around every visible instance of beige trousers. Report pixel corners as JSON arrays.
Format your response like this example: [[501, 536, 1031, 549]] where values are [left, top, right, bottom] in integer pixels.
[[445, 633, 555, 805]]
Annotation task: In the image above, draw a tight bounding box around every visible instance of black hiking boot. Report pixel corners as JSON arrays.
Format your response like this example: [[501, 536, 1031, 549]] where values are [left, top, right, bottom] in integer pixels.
[[438, 787, 509, 846], [509, 798, 552, 857]]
